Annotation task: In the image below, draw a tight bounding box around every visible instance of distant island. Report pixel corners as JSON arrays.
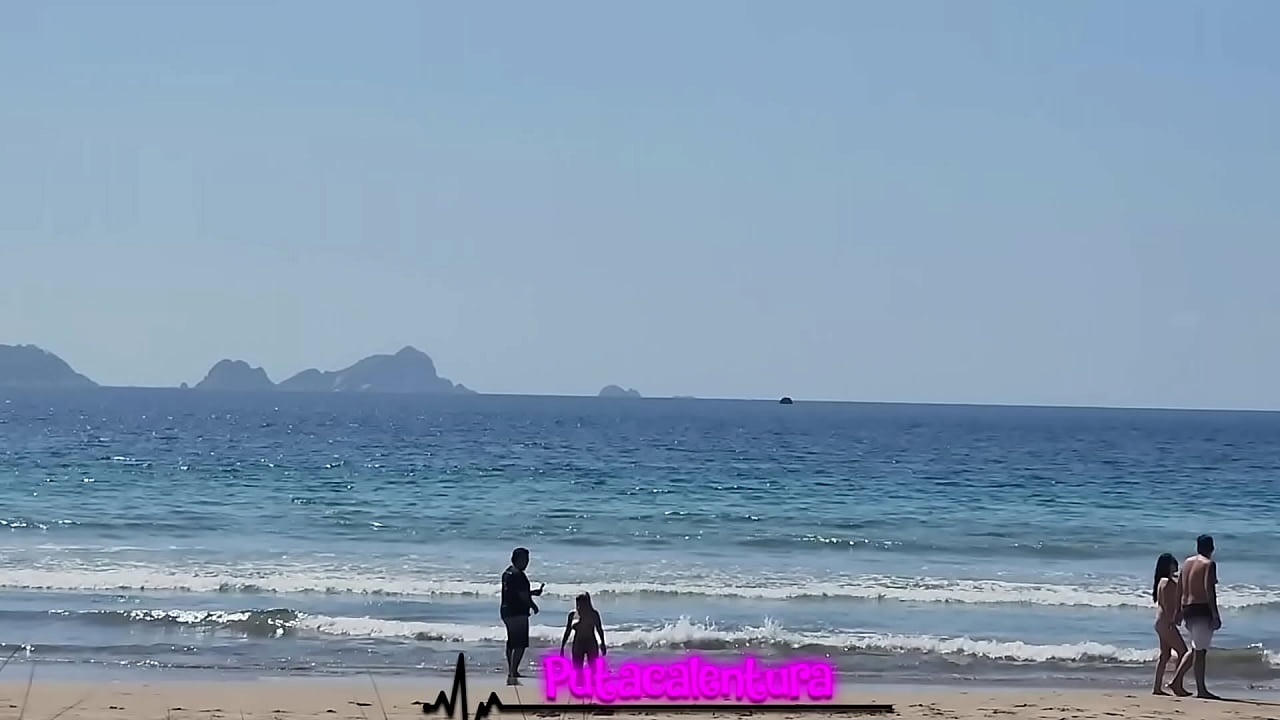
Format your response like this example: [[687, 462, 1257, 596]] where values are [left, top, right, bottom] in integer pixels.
[[196, 347, 475, 395], [0, 344, 475, 395], [194, 360, 275, 391], [599, 384, 642, 399], [0, 344, 98, 389]]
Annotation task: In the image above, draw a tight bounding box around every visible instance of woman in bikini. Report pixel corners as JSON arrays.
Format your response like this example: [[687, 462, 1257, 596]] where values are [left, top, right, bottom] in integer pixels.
[[1152, 552, 1191, 696], [560, 592, 607, 672]]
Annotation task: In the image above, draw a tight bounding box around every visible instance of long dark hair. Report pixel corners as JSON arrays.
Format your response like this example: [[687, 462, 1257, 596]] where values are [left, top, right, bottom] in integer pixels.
[[575, 592, 595, 614], [1152, 553, 1177, 603]]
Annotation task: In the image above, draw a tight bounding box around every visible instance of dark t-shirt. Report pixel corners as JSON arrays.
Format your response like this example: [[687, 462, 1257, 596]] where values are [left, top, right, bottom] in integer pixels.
[[501, 565, 531, 618]]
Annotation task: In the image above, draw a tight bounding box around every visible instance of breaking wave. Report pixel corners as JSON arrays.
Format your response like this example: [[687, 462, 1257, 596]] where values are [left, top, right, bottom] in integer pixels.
[[3, 566, 1279, 609], [33, 609, 1280, 676]]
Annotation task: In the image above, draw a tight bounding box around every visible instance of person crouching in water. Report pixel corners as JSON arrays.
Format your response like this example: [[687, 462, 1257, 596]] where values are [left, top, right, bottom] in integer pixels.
[[560, 592, 607, 676], [1152, 552, 1191, 696]]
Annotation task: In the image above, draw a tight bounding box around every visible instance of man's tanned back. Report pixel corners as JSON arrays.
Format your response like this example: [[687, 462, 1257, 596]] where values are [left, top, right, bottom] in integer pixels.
[[1181, 553, 1215, 606]]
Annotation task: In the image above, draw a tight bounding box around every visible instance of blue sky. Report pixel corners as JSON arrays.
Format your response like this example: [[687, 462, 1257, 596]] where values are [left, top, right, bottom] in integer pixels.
[[2, 1, 1278, 407]]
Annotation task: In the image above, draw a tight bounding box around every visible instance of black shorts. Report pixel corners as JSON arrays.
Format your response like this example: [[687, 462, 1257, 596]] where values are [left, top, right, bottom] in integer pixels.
[[502, 615, 530, 651], [1183, 603, 1213, 620]]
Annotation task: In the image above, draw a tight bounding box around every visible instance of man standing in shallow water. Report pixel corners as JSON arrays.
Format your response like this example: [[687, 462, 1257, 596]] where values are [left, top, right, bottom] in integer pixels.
[[501, 547, 544, 684], [1174, 534, 1222, 699]]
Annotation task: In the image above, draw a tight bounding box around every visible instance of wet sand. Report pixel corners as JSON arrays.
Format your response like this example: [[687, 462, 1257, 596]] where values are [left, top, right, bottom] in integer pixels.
[[2, 676, 1278, 720]]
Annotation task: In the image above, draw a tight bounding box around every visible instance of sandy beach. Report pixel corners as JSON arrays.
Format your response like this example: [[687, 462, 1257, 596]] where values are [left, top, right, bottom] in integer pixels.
[[2, 676, 1278, 720]]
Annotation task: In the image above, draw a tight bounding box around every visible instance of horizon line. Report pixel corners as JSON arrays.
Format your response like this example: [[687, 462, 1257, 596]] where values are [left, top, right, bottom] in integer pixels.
[[5, 385, 1280, 415]]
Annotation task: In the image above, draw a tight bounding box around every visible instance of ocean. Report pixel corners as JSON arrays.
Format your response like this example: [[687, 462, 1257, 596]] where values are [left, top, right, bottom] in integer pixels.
[[1, 389, 1277, 690]]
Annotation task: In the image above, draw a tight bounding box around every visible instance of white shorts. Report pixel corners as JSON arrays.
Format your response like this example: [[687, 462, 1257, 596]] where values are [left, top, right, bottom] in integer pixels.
[[1186, 619, 1214, 650]]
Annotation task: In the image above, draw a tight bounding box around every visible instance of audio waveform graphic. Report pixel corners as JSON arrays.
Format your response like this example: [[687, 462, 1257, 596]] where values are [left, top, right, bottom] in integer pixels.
[[419, 653, 894, 719]]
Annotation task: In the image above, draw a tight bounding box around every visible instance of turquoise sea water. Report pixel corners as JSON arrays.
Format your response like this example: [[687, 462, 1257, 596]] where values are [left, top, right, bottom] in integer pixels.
[[1, 389, 1277, 689]]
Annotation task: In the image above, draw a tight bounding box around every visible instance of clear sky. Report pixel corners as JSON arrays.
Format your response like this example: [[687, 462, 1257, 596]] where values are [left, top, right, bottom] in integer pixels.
[[2, 1, 1278, 408]]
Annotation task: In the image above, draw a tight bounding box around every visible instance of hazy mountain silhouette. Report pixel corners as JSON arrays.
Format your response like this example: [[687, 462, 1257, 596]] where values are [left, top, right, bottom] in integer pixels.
[[1, 344, 476, 395], [598, 384, 642, 399], [276, 346, 474, 395], [0, 345, 97, 389], [194, 360, 274, 391]]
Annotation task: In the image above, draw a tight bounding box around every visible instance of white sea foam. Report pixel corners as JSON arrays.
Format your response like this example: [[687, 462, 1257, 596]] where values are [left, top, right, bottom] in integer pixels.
[[291, 614, 1163, 664], [2, 564, 1278, 609], [1264, 647, 1280, 668], [42, 608, 1280, 672]]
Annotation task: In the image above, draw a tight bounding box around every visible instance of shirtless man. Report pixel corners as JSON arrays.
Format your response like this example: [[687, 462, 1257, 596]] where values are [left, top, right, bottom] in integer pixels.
[[1176, 535, 1222, 699]]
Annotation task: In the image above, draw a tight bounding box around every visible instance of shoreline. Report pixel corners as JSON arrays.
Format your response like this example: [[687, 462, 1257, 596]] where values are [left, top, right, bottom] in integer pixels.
[[9, 656, 1277, 695], [2, 675, 1279, 720], [8, 661, 1279, 697]]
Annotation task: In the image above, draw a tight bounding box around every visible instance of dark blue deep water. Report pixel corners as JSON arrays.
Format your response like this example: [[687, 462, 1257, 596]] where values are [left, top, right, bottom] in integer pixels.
[[1, 389, 1277, 689]]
